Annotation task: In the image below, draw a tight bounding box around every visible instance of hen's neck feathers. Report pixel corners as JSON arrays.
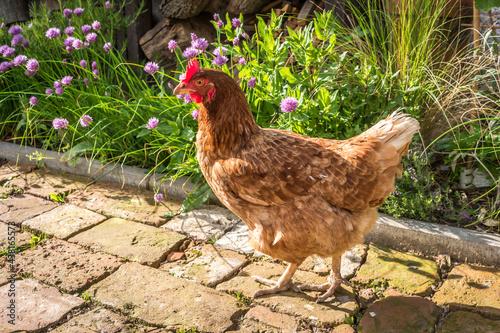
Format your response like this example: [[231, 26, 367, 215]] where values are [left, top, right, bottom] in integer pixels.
[[197, 70, 258, 155]]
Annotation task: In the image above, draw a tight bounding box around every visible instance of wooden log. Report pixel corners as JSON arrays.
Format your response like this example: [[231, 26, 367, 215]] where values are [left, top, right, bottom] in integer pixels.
[[126, 0, 154, 62], [0, 0, 30, 24]]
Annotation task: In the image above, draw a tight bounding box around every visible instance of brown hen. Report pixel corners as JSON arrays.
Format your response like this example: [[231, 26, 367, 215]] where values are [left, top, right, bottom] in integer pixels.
[[174, 59, 420, 302]]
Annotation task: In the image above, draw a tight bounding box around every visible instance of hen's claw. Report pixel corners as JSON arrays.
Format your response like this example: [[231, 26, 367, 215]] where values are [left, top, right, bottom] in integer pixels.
[[252, 276, 299, 297]]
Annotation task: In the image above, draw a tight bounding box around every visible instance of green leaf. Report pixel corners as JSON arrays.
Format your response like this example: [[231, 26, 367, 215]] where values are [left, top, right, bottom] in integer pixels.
[[180, 183, 213, 213], [279, 67, 299, 84], [181, 127, 195, 141], [474, 0, 500, 11], [314, 18, 325, 40], [60, 141, 93, 163], [136, 129, 151, 138]]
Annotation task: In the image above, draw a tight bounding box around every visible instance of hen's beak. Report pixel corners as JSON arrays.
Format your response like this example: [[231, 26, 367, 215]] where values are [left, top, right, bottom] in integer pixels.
[[173, 82, 192, 95]]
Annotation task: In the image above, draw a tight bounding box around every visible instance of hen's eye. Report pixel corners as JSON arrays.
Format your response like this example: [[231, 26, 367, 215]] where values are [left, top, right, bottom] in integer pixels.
[[195, 80, 204, 86]]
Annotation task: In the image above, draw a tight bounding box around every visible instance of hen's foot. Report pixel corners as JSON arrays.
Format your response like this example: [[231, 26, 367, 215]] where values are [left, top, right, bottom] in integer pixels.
[[252, 275, 299, 297], [251, 263, 299, 298]]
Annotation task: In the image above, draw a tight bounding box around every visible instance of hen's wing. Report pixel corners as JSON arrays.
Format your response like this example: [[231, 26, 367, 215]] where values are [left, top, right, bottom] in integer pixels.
[[210, 126, 402, 212]]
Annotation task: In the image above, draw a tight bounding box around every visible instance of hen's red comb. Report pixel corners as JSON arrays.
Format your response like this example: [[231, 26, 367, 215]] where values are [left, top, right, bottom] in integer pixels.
[[182, 59, 200, 83]]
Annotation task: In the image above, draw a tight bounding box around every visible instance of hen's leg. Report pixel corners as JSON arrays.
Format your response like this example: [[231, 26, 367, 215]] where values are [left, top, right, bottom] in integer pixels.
[[252, 263, 299, 297], [297, 256, 350, 303]]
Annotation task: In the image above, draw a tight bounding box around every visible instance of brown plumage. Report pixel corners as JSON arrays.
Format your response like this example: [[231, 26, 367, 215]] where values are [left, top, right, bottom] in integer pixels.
[[174, 60, 420, 302]]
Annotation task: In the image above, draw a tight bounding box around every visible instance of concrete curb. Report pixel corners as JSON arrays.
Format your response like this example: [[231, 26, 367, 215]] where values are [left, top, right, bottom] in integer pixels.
[[1, 141, 498, 267]]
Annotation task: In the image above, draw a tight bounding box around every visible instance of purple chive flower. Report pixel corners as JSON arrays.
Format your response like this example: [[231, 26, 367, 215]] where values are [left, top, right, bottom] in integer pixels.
[[103, 42, 112, 52], [64, 26, 75, 36], [1, 23, 4, 29], [213, 13, 219, 21], [212, 55, 228, 67], [179, 73, 186, 81], [13, 55, 27, 66], [22, 39, 30, 48], [242, 32, 249, 39], [81, 25, 92, 35], [213, 46, 227, 56], [0, 62, 11, 73], [26, 59, 39, 72], [280, 97, 298, 113], [61, 76, 73, 86], [154, 193, 163, 202], [233, 37, 240, 46], [69, 19, 73, 25], [460, 211, 470, 220], [147, 117, 159, 130], [72, 38, 84, 50], [216, 21, 223, 29], [84, 42, 89, 48], [168, 82, 173, 89], [144, 61, 159, 75], [248, 77, 256, 88], [84, 78, 90, 84], [55, 87, 64, 95], [79, 59, 87, 68], [191, 109, 199, 119], [176, 93, 186, 100], [2, 47, 15, 58], [232, 18, 241, 27], [91, 61, 97, 70], [79, 115, 93, 127], [182, 47, 200, 59], [8, 25, 22, 35], [62, 58, 68, 66], [54, 81, 62, 89], [168, 39, 177, 52], [92, 21, 101, 31], [63, 8, 72, 18], [191, 33, 198, 41], [74, 8, 84, 16], [64, 37, 75, 47], [184, 94, 192, 103], [45, 88, 53, 95], [29, 96, 38, 106], [45, 27, 60, 39], [106, 1, 112, 9], [92, 69, 99, 77], [192, 38, 209, 51], [66, 46, 73, 53], [25, 70, 36, 77], [11, 34, 24, 46], [0, 45, 7, 54], [86, 32, 97, 43], [238, 58, 246, 65], [52, 118, 69, 129]]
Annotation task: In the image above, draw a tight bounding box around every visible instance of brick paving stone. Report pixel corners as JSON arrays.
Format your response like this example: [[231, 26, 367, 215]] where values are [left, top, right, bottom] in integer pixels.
[[15, 238, 124, 293], [22, 204, 107, 239], [216, 261, 359, 327], [0, 193, 58, 226], [0, 161, 36, 181], [437, 310, 500, 333], [432, 264, 500, 318], [0, 278, 85, 332], [87, 262, 246, 332], [68, 180, 183, 226], [352, 243, 440, 296], [51, 307, 169, 333], [0, 221, 33, 250], [0, 186, 12, 198], [214, 221, 255, 254], [10, 168, 90, 199], [299, 244, 368, 278], [162, 206, 240, 242], [238, 306, 301, 333], [357, 296, 442, 333], [160, 244, 248, 287], [69, 218, 186, 268]]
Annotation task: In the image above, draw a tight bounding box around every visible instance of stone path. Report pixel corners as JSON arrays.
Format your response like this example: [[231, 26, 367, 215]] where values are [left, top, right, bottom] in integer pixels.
[[0, 162, 499, 332]]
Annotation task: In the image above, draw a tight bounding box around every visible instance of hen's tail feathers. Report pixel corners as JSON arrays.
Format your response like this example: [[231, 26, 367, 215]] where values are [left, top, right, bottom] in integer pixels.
[[367, 110, 420, 154]]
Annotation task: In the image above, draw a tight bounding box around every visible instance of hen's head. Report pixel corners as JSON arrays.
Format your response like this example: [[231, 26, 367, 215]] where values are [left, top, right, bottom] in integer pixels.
[[173, 59, 223, 104]]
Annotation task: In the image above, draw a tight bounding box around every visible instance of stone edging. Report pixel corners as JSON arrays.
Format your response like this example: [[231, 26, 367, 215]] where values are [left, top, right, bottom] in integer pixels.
[[1, 141, 499, 267]]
